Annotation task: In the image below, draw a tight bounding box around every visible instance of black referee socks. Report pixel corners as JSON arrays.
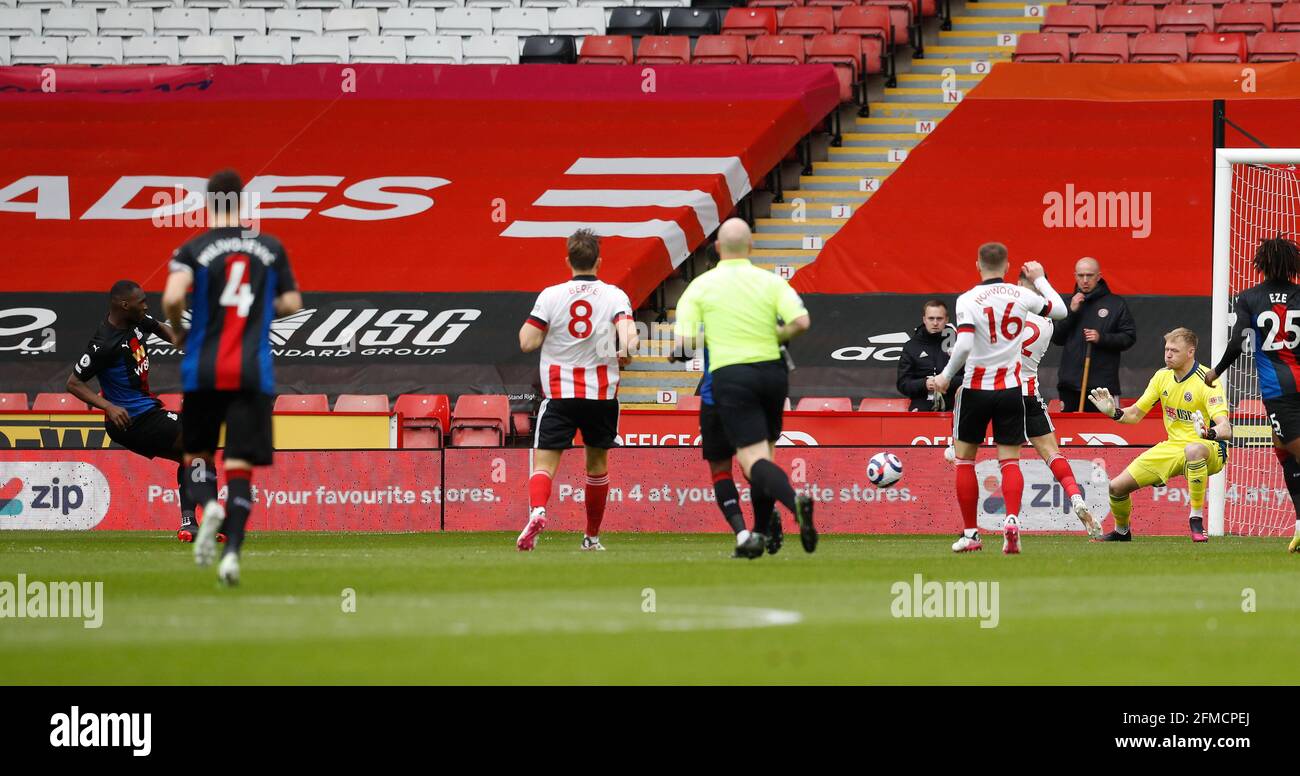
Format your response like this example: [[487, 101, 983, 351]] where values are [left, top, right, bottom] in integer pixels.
[[186, 459, 218, 510], [224, 472, 253, 554], [750, 459, 798, 515], [176, 464, 197, 527], [712, 475, 747, 534]]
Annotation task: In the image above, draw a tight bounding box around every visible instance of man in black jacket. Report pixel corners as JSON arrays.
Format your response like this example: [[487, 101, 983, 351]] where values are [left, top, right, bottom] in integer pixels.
[[896, 300, 958, 411], [1051, 257, 1137, 412]]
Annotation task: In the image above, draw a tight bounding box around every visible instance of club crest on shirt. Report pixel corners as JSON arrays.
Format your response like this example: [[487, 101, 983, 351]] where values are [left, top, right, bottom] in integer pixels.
[[1184, 391, 1193, 402], [1098, 309, 1109, 318]]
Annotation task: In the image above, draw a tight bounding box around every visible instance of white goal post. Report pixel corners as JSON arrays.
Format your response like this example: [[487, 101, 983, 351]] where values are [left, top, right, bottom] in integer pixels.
[[1209, 148, 1300, 536]]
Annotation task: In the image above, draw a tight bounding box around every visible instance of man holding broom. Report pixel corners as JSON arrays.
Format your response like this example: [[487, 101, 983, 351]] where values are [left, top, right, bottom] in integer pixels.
[[1051, 257, 1137, 412]]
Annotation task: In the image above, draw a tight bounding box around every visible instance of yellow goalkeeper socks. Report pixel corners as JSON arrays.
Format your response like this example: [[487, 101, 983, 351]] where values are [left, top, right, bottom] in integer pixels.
[[1187, 459, 1209, 515], [1109, 493, 1132, 533]]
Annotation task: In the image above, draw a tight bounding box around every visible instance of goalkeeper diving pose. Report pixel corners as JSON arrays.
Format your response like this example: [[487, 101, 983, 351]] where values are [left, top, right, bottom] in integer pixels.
[[1090, 327, 1231, 543], [1203, 235, 1300, 553]]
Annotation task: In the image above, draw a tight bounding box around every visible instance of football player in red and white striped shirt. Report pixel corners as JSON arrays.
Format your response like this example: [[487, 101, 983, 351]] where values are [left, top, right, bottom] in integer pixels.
[[1016, 271, 1100, 539], [933, 243, 1066, 554], [516, 229, 639, 552]]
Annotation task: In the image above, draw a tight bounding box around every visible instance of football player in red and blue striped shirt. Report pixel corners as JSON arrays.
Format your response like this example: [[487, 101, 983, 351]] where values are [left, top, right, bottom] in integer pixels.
[[163, 169, 302, 585]]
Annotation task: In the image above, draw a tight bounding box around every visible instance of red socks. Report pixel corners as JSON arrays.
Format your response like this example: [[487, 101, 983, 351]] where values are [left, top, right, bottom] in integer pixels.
[[1047, 454, 1081, 500], [585, 474, 610, 537], [1000, 459, 1023, 518], [528, 471, 552, 510], [956, 459, 979, 530]]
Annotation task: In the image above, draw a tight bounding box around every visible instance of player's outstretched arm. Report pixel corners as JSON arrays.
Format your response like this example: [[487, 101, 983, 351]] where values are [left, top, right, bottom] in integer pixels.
[[162, 270, 191, 335], [933, 330, 972, 395], [66, 372, 129, 430], [615, 317, 639, 366], [1090, 387, 1144, 424], [1022, 261, 1067, 320]]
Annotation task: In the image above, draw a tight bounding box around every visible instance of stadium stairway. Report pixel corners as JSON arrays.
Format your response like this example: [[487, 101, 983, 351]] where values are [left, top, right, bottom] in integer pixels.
[[621, 0, 1058, 410]]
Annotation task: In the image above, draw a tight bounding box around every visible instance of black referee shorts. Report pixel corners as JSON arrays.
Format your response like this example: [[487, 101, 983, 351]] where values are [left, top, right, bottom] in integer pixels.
[[953, 386, 1025, 446], [699, 401, 736, 462], [106, 406, 182, 460], [182, 390, 275, 466], [710, 360, 788, 450]]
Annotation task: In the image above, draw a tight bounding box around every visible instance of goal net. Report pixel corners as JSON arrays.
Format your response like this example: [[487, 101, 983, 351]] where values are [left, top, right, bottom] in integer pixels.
[[1210, 149, 1300, 536]]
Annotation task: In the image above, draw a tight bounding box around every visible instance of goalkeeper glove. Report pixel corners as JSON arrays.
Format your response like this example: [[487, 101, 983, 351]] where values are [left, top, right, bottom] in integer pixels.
[[1194, 410, 1217, 440], [1090, 387, 1122, 420]]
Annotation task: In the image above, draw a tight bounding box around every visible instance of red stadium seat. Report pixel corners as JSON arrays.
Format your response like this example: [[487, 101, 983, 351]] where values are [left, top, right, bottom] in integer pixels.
[[1155, 4, 1215, 34], [1041, 5, 1099, 34], [1190, 31, 1248, 61], [807, 34, 862, 102], [577, 35, 634, 65], [1216, 2, 1273, 34], [836, 5, 892, 46], [511, 411, 532, 439], [1068, 0, 1118, 6], [1012, 32, 1072, 62], [1249, 31, 1300, 60], [636, 35, 691, 64], [0, 393, 29, 411], [1183, 0, 1231, 6], [857, 397, 912, 412], [863, 0, 914, 49], [723, 7, 777, 37], [807, 0, 857, 9], [1235, 398, 1267, 416], [1131, 31, 1189, 61], [274, 394, 329, 413], [334, 394, 390, 413], [779, 6, 835, 37], [675, 394, 703, 411], [33, 393, 90, 412], [1278, 4, 1300, 33], [796, 397, 852, 412], [749, 34, 806, 63], [395, 393, 450, 449], [450, 394, 509, 447], [1073, 32, 1131, 61], [748, 0, 803, 8], [1124, 0, 1171, 6], [1100, 4, 1156, 33], [692, 34, 749, 63], [157, 393, 182, 412]]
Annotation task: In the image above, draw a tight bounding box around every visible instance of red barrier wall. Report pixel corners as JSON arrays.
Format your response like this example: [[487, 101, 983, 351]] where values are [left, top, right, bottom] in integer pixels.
[[1, 446, 1245, 535]]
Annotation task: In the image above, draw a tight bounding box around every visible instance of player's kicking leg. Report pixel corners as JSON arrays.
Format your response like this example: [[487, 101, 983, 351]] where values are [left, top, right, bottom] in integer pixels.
[[520, 448, 559, 551], [1027, 435, 1099, 538]]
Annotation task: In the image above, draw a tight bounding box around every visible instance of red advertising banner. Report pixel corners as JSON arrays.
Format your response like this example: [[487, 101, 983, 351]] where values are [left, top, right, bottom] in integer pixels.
[[615, 410, 1169, 447], [0, 64, 839, 306], [2, 445, 1250, 536]]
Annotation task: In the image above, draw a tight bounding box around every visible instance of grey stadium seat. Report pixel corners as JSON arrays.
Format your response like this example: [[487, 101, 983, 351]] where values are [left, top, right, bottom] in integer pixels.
[[405, 33, 461, 61], [292, 33, 350, 61], [123, 35, 181, 63], [68, 35, 124, 64], [379, 8, 437, 35], [235, 33, 293, 62], [178, 33, 235, 62], [349, 34, 406, 61]]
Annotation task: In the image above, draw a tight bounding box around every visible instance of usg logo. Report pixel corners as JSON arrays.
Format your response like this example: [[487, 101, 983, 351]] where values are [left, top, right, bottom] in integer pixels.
[[0, 463, 110, 530]]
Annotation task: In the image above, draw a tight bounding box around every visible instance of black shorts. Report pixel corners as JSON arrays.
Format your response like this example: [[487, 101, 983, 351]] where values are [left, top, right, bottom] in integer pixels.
[[699, 401, 735, 462], [710, 360, 787, 449], [534, 398, 620, 450], [182, 391, 275, 466], [954, 387, 1026, 446], [1023, 394, 1054, 440], [106, 406, 181, 460], [1265, 394, 1300, 444]]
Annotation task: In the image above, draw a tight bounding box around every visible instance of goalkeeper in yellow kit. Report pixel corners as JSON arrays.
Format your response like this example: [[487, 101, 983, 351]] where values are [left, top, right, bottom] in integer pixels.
[[1088, 327, 1232, 543]]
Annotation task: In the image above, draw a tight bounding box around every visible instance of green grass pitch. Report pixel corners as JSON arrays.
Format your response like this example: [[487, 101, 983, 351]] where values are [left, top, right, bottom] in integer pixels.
[[1, 531, 1296, 685]]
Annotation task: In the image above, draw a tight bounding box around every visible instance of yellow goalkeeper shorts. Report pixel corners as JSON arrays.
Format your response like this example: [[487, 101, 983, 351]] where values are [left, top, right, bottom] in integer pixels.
[[1125, 439, 1226, 488]]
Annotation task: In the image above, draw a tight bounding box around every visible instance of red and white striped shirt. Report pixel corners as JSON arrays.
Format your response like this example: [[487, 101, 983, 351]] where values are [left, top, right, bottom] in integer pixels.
[[526, 276, 633, 400], [952, 279, 1056, 391], [1019, 313, 1053, 398]]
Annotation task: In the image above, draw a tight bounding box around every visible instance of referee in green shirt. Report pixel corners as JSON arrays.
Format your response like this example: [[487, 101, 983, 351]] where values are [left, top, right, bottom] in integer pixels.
[[674, 218, 815, 559]]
